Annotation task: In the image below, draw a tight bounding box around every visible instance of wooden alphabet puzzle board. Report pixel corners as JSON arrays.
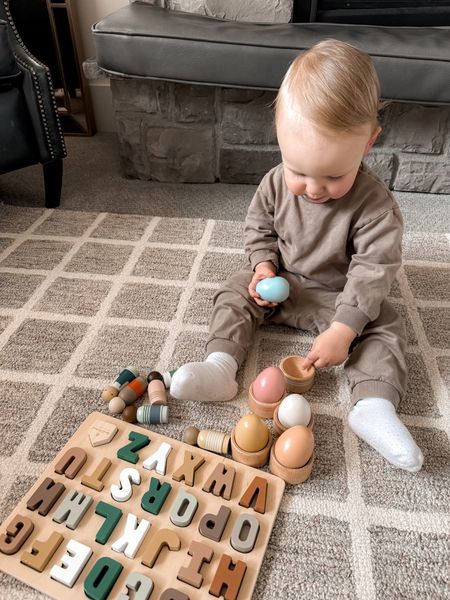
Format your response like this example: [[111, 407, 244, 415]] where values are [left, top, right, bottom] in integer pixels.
[[0, 412, 285, 599]]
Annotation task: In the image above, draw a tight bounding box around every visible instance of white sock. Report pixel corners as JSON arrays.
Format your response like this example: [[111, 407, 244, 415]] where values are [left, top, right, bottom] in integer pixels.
[[348, 397, 423, 472], [170, 352, 238, 402]]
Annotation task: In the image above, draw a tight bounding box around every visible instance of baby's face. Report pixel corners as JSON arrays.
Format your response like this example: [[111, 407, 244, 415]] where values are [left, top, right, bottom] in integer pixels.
[[277, 109, 380, 204]]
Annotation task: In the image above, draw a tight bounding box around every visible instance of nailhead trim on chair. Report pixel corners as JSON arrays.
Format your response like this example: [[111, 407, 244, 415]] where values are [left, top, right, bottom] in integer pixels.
[[3, 0, 67, 160], [15, 54, 56, 159]]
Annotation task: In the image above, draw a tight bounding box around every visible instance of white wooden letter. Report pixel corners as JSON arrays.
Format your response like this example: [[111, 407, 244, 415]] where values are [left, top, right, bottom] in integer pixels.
[[110, 468, 141, 502], [111, 513, 151, 559], [142, 442, 172, 476], [50, 539, 92, 587]]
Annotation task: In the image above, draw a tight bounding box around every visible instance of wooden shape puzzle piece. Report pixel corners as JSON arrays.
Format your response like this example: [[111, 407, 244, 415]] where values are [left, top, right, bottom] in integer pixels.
[[54, 447, 87, 480], [26, 477, 65, 516], [52, 489, 93, 530], [142, 441, 172, 476], [177, 540, 213, 589], [89, 420, 118, 447], [84, 556, 123, 600], [81, 457, 112, 492], [0, 514, 34, 555], [111, 513, 151, 559], [170, 489, 198, 528], [117, 431, 150, 464], [171, 451, 205, 487], [209, 554, 247, 600], [95, 501, 123, 545], [230, 514, 260, 553], [20, 531, 64, 572], [198, 505, 231, 543], [202, 463, 236, 500], [141, 477, 172, 516], [238, 476, 268, 514], [111, 467, 141, 502], [50, 538, 92, 588], [117, 572, 154, 600], [141, 528, 181, 569]]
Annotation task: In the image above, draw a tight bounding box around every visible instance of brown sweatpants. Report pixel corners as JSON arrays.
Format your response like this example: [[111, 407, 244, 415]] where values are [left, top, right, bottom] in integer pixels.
[[206, 269, 407, 409]]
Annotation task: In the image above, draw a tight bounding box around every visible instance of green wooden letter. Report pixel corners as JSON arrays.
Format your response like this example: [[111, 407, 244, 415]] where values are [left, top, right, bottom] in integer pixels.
[[95, 501, 123, 545], [117, 431, 150, 464], [84, 556, 123, 600], [141, 477, 171, 515]]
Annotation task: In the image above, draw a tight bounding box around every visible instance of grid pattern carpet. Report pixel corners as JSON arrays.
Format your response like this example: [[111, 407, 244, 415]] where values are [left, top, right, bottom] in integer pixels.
[[0, 204, 449, 599]]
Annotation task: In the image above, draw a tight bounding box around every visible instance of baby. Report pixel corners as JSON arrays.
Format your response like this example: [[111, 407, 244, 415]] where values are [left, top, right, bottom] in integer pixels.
[[170, 39, 423, 473]]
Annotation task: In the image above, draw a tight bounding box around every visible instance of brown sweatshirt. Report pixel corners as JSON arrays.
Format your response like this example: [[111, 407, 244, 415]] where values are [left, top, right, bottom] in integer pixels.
[[244, 162, 404, 335]]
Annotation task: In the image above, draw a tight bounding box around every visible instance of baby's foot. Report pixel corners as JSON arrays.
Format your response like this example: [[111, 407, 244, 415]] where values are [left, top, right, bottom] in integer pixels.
[[170, 352, 238, 402], [348, 397, 423, 472]]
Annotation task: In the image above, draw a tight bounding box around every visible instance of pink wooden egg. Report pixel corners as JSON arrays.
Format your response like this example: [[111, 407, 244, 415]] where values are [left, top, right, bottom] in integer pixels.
[[251, 366, 285, 404]]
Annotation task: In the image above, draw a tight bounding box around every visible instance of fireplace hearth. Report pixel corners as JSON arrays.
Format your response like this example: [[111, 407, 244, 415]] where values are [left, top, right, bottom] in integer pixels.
[[91, 1, 450, 193]]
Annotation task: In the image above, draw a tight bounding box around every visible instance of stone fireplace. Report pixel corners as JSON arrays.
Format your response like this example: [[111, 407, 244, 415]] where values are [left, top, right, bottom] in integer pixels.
[[93, 0, 450, 193]]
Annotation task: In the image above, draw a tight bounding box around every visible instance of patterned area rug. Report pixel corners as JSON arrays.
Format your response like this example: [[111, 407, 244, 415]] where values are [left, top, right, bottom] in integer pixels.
[[0, 204, 449, 599]]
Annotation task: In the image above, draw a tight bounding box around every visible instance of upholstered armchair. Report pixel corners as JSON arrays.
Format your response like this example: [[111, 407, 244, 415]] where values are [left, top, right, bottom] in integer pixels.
[[0, 1, 66, 207]]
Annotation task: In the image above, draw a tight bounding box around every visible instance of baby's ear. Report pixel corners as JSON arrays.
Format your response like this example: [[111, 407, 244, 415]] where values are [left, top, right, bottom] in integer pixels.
[[364, 126, 382, 155]]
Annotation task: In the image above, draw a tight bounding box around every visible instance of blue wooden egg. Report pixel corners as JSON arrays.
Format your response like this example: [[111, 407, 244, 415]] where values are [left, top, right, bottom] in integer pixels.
[[255, 276, 290, 303]]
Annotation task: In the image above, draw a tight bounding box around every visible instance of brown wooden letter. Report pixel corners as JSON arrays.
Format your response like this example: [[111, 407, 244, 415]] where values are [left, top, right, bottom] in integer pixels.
[[198, 505, 231, 543], [238, 475, 268, 514], [209, 554, 247, 600], [54, 447, 87, 479], [202, 463, 236, 500], [26, 477, 65, 516], [160, 590, 190, 600], [177, 540, 213, 589], [0, 515, 34, 555], [81, 457, 112, 492], [171, 451, 205, 487], [20, 531, 64, 572], [141, 528, 181, 568]]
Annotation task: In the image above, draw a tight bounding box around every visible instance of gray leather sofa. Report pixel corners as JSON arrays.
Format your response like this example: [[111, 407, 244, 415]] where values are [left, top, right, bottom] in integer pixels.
[[93, 2, 450, 105]]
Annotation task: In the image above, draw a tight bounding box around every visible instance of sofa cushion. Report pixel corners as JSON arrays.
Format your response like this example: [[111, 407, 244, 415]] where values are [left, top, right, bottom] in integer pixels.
[[93, 2, 450, 104]]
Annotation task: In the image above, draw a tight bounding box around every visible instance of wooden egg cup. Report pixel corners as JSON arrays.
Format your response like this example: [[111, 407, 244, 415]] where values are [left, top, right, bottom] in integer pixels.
[[230, 427, 273, 468], [279, 355, 315, 394], [248, 384, 283, 419], [272, 407, 315, 436], [269, 444, 314, 484]]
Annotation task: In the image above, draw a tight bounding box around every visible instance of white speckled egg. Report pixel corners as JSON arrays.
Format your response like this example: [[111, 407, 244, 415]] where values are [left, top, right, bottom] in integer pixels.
[[277, 393, 311, 428]]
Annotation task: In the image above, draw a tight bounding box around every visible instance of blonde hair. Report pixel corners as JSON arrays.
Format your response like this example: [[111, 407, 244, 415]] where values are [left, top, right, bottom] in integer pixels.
[[275, 39, 381, 132]]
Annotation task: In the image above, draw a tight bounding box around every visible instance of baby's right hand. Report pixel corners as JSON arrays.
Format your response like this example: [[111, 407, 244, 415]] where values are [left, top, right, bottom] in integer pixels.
[[248, 262, 278, 307]]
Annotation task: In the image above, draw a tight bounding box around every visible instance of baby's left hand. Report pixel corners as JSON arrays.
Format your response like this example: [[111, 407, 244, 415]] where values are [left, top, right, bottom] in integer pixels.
[[301, 322, 357, 369]]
